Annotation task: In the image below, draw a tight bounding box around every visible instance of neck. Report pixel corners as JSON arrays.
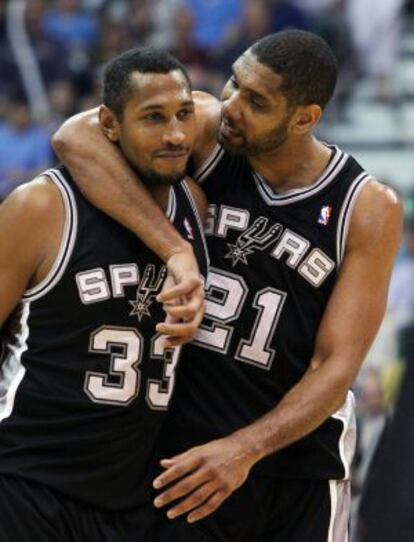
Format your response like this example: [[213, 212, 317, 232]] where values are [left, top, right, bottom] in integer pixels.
[[248, 135, 332, 193]]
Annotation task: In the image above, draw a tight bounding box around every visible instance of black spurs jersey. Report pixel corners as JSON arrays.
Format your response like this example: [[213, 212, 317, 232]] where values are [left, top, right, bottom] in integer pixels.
[[0, 167, 208, 510], [162, 144, 369, 480]]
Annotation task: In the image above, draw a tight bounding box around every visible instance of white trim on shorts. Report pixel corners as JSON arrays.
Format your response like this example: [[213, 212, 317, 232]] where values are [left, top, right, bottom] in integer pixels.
[[328, 479, 351, 542]]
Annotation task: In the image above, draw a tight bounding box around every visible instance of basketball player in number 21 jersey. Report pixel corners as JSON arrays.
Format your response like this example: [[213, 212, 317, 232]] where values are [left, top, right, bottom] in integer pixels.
[[53, 32, 402, 542], [0, 48, 208, 542]]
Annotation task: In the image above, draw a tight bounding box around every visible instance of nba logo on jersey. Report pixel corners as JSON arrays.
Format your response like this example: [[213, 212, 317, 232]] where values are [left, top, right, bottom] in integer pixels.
[[318, 205, 332, 226], [184, 217, 194, 240]]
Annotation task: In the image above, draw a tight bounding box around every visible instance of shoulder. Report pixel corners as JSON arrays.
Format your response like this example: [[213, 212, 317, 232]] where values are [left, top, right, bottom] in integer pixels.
[[0, 175, 65, 259], [0, 175, 65, 289], [192, 91, 221, 169], [347, 177, 403, 255], [183, 176, 208, 224], [3, 175, 63, 219]]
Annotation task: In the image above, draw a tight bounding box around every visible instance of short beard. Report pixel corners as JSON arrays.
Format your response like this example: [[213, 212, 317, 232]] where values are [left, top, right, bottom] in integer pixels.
[[134, 166, 185, 189], [217, 115, 291, 158]]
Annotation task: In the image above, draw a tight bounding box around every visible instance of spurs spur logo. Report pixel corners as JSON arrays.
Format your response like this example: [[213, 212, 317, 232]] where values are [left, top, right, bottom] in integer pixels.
[[129, 264, 167, 321], [225, 217, 282, 266]]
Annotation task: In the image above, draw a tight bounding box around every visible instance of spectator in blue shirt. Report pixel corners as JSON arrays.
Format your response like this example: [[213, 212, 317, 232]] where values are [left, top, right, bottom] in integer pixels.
[[184, 0, 243, 50], [42, 0, 98, 51], [0, 97, 52, 199]]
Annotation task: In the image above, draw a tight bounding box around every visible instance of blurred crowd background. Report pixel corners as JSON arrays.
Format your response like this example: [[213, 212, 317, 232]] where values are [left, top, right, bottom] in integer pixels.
[[0, 0, 413, 538]]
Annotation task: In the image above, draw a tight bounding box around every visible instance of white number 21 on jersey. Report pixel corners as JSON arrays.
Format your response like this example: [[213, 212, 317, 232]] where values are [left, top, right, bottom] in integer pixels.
[[193, 267, 287, 370]]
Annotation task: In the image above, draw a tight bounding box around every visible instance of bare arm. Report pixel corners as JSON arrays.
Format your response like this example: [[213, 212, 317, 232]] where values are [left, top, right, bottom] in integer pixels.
[[152, 180, 403, 522], [0, 179, 62, 326], [156, 177, 209, 347]]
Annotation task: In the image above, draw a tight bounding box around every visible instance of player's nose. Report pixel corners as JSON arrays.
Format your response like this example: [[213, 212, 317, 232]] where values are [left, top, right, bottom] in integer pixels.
[[163, 117, 185, 146]]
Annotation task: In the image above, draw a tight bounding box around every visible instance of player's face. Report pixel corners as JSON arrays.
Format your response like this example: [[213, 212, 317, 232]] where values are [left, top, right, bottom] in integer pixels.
[[218, 52, 294, 156], [116, 70, 195, 186]]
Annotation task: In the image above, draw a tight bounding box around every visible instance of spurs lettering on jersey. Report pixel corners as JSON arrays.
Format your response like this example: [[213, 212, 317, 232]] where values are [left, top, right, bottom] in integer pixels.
[[76, 263, 167, 316], [207, 204, 335, 287]]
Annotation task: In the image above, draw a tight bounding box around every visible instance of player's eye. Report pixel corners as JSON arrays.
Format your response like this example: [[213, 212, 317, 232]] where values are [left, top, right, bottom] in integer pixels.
[[230, 77, 239, 89], [177, 108, 194, 121], [144, 113, 164, 122], [249, 97, 265, 110]]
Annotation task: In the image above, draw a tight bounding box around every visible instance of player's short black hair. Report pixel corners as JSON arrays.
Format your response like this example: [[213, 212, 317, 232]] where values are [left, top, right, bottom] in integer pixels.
[[250, 30, 338, 109], [102, 47, 192, 119]]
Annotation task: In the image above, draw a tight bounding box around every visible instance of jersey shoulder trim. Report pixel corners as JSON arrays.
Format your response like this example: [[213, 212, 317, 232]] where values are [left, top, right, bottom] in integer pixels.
[[193, 144, 225, 184], [336, 171, 370, 265], [253, 146, 350, 206], [166, 186, 177, 222], [23, 168, 78, 301]]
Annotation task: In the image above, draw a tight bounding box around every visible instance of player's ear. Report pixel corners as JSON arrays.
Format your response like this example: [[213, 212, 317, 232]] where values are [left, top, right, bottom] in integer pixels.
[[99, 105, 120, 142], [289, 104, 322, 136]]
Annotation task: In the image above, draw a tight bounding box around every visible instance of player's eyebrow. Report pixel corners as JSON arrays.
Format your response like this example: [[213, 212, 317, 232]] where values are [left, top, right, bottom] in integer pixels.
[[231, 69, 269, 103], [140, 100, 194, 112]]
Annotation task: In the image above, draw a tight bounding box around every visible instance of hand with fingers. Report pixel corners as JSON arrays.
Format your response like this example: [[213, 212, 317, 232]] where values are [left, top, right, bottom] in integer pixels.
[[156, 250, 206, 347], [152, 435, 259, 523]]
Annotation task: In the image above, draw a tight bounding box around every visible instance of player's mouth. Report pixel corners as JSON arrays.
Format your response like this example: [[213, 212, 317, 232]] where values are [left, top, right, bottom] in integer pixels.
[[154, 148, 190, 160], [220, 118, 243, 139]]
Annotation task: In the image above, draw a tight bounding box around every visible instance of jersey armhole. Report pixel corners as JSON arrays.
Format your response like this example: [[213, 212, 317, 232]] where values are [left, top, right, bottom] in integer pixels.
[[181, 181, 210, 278], [336, 172, 370, 266], [23, 169, 78, 301]]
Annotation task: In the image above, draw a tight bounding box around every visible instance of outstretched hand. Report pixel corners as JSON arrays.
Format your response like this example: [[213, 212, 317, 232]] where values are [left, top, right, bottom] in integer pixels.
[[152, 436, 258, 523], [156, 248, 205, 347]]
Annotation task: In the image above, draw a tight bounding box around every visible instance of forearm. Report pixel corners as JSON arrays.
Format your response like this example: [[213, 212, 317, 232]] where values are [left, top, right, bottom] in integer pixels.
[[232, 360, 350, 464], [52, 112, 191, 262]]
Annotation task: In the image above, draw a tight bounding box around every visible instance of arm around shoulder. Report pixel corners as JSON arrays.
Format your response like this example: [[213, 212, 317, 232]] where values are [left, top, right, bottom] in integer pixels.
[[52, 108, 101, 162], [185, 177, 208, 224], [192, 91, 221, 168]]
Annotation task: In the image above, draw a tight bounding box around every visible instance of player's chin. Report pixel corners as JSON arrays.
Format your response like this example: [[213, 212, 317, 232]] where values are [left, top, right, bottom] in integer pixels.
[[157, 156, 188, 174], [217, 133, 246, 155], [155, 167, 186, 185]]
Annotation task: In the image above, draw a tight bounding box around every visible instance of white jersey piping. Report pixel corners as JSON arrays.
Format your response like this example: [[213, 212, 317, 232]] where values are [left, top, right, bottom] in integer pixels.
[[23, 168, 78, 302], [336, 173, 370, 265]]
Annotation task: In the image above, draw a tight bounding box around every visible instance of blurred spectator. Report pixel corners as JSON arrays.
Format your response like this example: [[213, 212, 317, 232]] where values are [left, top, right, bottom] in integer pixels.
[[150, 0, 185, 49], [42, 0, 98, 50], [269, 0, 310, 32], [25, 0, 71, 90], [0, 0, 72, 120], [47, 79, 77, 131], [0, 1, 22, 106], [184, 0, 243, 51], [0, 95, 52, 199], [126, 0, 184, 50], [42, 0, 98, 95], [291, 0, 337, 16], [406, 0, 414, 14], [214, 0, 272, 78], [346, 0, 405, 101], [292, 1, 355, 119], [353, 369, 386, 493], [358, 347, 414, 542], [170, 8, 220, 93], [388, 218, 414, 359], [127, 0, 153, 47], [213, 0, 310, 79], [93, 19, 129, 84]]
